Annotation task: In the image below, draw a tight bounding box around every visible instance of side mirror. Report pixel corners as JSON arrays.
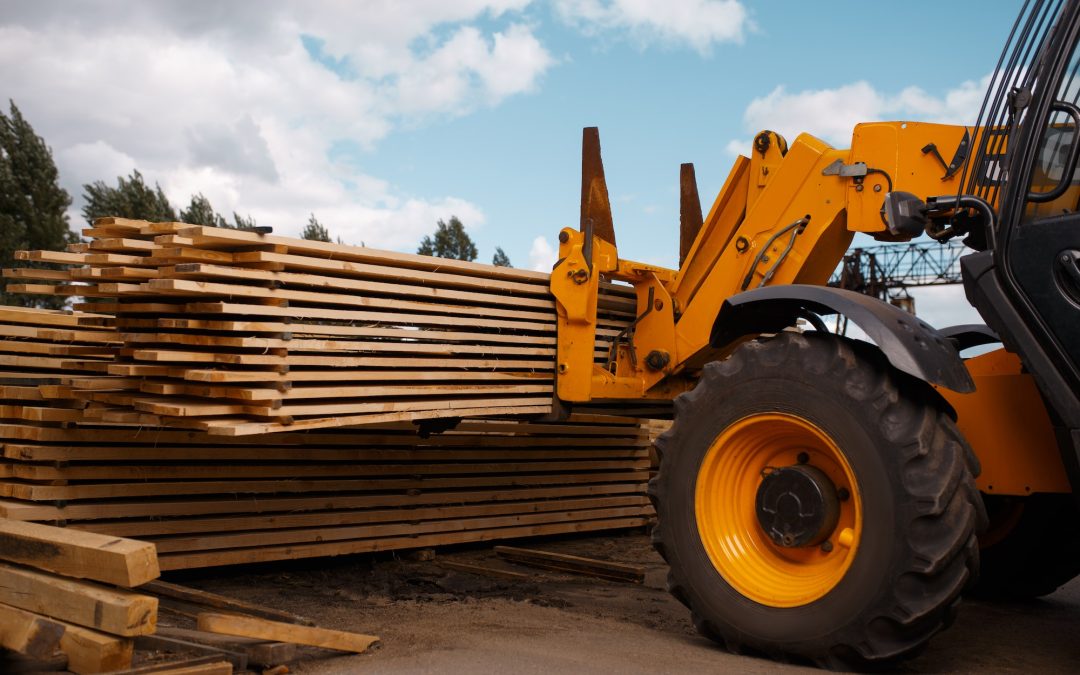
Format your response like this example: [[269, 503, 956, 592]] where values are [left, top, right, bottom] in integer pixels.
[[882, 191, 928, 237]]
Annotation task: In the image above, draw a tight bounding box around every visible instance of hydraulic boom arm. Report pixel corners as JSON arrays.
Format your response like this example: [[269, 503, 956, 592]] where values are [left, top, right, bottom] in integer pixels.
[[551, 122, 975, 402]]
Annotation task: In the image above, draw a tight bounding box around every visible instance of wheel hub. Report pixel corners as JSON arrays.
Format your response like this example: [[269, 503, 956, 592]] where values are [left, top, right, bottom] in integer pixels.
[[755, 464, 840, 548]]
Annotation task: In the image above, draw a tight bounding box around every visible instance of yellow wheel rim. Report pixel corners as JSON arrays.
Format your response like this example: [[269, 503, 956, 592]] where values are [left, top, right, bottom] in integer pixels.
[[695, 412, 862, 608]]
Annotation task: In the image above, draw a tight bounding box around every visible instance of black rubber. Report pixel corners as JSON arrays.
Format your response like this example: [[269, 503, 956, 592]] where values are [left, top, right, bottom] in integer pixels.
[[971, 493, 1080, 599], [649, 332, 986, 669]]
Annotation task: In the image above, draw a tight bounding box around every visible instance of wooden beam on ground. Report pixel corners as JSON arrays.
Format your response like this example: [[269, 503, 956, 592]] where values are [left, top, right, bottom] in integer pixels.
[[105, 656, 233, 675], [494, 545, 645, 583], [58, 620, 133, 674], [0, 602, 66, 660], [0, 562, 157, 636], [197, 612, 378, 654], [153, 627, 296, 668], [0, 519, 159, 587], [133, 634, 246, 671], [438, 560, 530, 581], [139, 581, 313, 626]]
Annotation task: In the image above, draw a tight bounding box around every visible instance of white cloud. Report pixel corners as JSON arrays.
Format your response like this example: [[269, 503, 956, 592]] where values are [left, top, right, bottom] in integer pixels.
[[528, 236, 557, 272], [555, 0, 749, 53], [728, 75, 991, 153], [0, 2, 551, 247]]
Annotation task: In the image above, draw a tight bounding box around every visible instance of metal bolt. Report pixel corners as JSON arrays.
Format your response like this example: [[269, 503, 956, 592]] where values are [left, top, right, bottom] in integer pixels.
[[559, 231, 569, 243], [837, 487, 850, 502], [873, 184, 882, 192], [654, 299, 664, 311], [821, 540, 834, 553], [797, 452, 809, 464], [855, 184, 864, 192]]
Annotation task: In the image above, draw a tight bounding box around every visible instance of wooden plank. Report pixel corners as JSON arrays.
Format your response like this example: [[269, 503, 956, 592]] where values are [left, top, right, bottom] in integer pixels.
[[143, 278, 559, 322], [165, 262, 557, 310], [168, 224, 549, 283], [139, 581, 313, 626], [438, 560, 530, 581], [3, 469, 644, 500], [107, 657, 232, 675], [196, 612, 379, 654], [120, 332, 556, 357], [162, 516, 647, 570], [3, 439, 640, 461], [0, 519, 159, 587], [153, 627, 296, 667], [0, 484, 647, 522], [494, 545, 645, 583], [0, 563, 157, 636], [179, 302, 556, 332], [152, 318, 557, 345], [198, 403, 555, 436], [149, 505, 651, 554], [57, 621, 133, 674], [0, 602, 66, 659], [132, 635, 246, 672], [10, 458, 644, 481], [75, 496, 649, 539]]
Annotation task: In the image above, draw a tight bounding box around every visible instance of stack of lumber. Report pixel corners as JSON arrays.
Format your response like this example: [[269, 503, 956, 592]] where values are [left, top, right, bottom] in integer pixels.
[[0, 518, 159, 673], [0, 311, 652, 571], [0, 306, 120, 426], [6, 218, 637, 435], [0, 414, 653, 571]]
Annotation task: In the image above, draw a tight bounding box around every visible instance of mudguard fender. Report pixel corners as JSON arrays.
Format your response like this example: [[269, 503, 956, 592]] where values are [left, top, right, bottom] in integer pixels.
[[710, 285, 975, 393]]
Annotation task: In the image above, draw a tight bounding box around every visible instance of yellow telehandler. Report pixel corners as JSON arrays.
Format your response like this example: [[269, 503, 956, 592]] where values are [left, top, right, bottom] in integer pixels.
[[546, 0, 1080, 666]]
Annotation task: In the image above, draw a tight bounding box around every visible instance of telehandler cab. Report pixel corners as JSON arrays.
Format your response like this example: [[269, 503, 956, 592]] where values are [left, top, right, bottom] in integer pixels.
[[548, 0, 1080, 666]]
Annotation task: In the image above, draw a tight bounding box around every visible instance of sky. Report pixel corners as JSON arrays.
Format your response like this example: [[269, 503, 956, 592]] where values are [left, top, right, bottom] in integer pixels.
[[0, 0, 1023, 327]]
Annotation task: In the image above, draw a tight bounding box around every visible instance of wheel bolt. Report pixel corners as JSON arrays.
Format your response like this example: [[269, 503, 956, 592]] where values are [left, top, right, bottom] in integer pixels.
[[796, 452, 809, 464], [837, 487, 850, 502], [821, 540, 833, 553]]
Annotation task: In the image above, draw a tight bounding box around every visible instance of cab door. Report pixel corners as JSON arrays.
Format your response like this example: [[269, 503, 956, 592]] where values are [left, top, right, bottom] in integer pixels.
[[1002, 21, 1080, 394]]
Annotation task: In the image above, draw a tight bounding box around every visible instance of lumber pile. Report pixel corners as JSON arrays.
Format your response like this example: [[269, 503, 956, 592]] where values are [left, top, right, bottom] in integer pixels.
[[0, 308, 652, 571], [0, 222, 655, 572], [0, 518, 159, 673], [0, 413, 653, 571], [6, 218, 637, 435]]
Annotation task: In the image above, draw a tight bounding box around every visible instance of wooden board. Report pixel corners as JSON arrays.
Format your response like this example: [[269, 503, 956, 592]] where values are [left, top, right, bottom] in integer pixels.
[[0, 519, 159, 587], [196, 612, 378, 654], [0, 602, 66, 659], [0, 563, 157, 636]]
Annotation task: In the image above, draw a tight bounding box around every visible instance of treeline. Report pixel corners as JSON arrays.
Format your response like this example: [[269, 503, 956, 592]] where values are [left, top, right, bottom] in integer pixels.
[[1, 101, 511, 307]]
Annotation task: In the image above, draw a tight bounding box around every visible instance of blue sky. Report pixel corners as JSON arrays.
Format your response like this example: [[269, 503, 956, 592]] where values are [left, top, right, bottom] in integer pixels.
[[1, 1, 1021, 323]]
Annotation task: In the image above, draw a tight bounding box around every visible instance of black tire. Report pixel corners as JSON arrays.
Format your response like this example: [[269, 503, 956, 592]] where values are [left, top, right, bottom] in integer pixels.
[[649, 332, 986, 669], [970, 493, 1080, 599]]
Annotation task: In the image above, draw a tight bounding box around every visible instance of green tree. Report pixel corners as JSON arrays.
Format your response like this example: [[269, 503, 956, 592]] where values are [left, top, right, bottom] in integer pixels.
[[232, 212, 257, 230], [179, 193, 226, 228], [417, 216, 477, 261], [0, 101, 78, 308], [81, 170, 176, 225], [492, 246, 511, 267], [301, 213, 330, 242]]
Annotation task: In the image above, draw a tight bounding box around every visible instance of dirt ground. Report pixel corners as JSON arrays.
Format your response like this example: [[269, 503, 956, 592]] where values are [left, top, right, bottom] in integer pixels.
[[171, 530, 1080, 674]]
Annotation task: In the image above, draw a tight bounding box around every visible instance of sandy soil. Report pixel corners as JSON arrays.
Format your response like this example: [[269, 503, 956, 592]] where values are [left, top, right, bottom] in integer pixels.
[[170, 530, 1080, 674]]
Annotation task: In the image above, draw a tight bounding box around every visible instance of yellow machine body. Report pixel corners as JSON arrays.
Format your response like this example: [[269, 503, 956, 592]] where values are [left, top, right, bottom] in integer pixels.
[[938, 349, 1071, 495], [549, 120, 1071, 496], [552, 121, 973, 401]]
